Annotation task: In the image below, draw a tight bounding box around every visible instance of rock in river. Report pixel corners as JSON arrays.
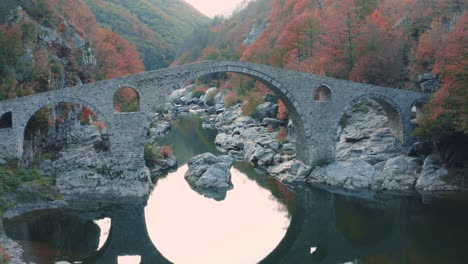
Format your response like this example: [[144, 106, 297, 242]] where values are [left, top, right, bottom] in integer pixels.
[[185, 153, 234, 201]]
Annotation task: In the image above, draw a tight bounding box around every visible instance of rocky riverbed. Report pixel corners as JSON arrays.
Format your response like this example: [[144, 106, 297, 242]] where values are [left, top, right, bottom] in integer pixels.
[[165, 84, 465, 194]]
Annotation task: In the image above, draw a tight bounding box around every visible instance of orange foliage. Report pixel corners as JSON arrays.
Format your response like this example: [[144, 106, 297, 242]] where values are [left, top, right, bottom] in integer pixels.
[[118, 87, 138, 102], [160, 146, 173, 158], [278, 127, 287, 143], [277, 100, 289, 120], [94, 121, 105, 132], [224, 91, 239, 107], [93, 28, 145, 78]]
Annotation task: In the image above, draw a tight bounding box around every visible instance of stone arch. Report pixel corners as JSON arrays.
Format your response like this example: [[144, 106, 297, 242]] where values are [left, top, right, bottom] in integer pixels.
[[19, 97, 111, 157], [113, 85, 141, 113], [0, 111, 12, 129], [187, 64, 311, 163], [313, 84, 332, 102], [335, 93, 405, 143]]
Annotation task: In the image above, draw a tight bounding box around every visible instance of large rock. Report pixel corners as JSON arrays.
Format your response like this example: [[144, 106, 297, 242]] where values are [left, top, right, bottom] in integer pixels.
[[268, 160, 311, 183], [54, 126, 151, 201], [416, 153, 460, 191], [308, 159, 375, 189], [184, 153, 234, 201], [375, 155, 420, 191], [418, 73, 440, 93], [256, 102, 278, 120]]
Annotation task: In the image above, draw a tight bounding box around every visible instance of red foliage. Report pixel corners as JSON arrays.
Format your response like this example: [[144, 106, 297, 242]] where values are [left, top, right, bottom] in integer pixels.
[[277, 99, 289, 120], [224, 90, 238, 107], [118, 87, 138, 102], [429, 12, 468, 127], [94, 121, 105, 132], [0, 246, 10, 263], [93, 28, 145, 78], [277, 127, 287, 143], [159, 145, 173, 158], [55, 116, 63, 124]]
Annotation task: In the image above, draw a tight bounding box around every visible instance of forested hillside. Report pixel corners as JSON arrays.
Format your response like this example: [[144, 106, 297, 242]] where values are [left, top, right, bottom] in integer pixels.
[[0, 0, 208, 100], [83, 0, 209, 70], [174, 0, 467, 140]]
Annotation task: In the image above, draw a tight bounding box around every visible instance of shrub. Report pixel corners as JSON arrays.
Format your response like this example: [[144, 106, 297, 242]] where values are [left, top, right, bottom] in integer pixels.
[[192, 86, 208, 98], [205, 93, 215, 106], [278, 127, 288, 144], [241, 91, 263, 117], [224, 91, 239, 107], [159, 145, 173, 158], [144, 143, 160, 166], [0, 246, 10, 263], [277, 99, 289, 120]]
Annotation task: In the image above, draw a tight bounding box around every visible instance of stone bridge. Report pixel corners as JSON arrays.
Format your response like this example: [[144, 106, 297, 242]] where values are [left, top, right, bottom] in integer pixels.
[[0, 60, 428, 167]]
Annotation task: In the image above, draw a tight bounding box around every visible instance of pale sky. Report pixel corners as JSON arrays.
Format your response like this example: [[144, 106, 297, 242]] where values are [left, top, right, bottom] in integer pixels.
[[184, 0, 246, 18]]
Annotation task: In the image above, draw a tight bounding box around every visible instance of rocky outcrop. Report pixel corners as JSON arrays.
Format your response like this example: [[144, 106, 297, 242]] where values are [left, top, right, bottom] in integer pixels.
[[244, 22, 269, 46], [185, 153, 234, 201], [54, 126, 151, 201], [418, 73, 440, 93], [416, 153, 460, 191]]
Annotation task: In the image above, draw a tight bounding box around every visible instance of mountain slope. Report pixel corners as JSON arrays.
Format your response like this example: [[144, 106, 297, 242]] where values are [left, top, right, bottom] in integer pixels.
[[83, 0, 210, 70], [173, 0, 466, 141]]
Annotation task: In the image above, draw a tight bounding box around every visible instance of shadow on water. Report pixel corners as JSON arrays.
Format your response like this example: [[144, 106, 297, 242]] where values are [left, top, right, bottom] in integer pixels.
[[4, 202, 171, 264], [261, 187, 468, 264]]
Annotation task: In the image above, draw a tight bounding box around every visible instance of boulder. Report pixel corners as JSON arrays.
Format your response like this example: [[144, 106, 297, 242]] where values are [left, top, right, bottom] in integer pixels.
[[407, 141, 433, 157], [184, 153, 234, 201], [418, 73, 440, 93], [308, 159, 375, 189], [256, 102, 278, 120], [54, 126, 151, 200], [268, 160, 311, 183], [0, 158, 6, 165], [282, 143, 296, 156], [206, 87, 218, 96], [416, 153, 460, 191], [262, 117, 284, 128], [420, 79, 441, 93], [377, 155, 420, 191]]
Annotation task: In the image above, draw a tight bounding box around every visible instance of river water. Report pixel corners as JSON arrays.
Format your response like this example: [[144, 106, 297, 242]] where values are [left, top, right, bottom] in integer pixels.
[[4, 115, 468, 263]]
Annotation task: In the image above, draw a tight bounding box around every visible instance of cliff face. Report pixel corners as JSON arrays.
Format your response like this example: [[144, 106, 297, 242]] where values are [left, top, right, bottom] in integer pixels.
[[0, 0, 99, 99]]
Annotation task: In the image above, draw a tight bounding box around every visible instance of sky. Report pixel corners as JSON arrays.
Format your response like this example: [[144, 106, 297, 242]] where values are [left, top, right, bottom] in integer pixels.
[[184, 0, 246, 18]]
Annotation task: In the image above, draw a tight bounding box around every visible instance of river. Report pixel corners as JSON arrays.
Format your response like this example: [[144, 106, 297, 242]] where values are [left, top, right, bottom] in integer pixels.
[[3, 115, 468, 263]]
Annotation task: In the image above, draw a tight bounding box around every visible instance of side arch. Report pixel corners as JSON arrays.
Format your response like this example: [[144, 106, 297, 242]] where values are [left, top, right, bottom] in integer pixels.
[[335, 93, 405, 143], [113, 84, 142, 113], [187, 64, 312, 163], [18, 97, 112, 158]]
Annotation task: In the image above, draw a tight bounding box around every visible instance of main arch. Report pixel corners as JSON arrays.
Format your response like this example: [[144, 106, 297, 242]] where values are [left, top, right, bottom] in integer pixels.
[[178, 64, 312, 163]]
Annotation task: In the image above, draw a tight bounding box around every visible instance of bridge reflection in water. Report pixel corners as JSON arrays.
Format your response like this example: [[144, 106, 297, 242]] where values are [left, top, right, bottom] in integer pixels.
[[5, 186, 441, 264]]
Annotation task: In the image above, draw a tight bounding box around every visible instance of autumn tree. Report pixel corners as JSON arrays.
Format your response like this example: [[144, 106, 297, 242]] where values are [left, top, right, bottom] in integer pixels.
[[93, 28, 145, 79], [414, 12, 468, 140]]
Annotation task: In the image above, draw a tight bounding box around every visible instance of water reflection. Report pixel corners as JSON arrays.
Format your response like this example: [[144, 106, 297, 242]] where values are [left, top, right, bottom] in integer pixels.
[[146, 164, 291, 264], [264, 187, 468, 263], [4, 185, 468, 263]]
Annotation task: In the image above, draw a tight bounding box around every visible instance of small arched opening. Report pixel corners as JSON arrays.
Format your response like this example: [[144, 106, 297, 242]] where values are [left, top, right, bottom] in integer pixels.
[[313, 85, 332, 102], [114, 87, 140, 113], [335, 96, 403, 165], [0, 111, 12, 129]]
